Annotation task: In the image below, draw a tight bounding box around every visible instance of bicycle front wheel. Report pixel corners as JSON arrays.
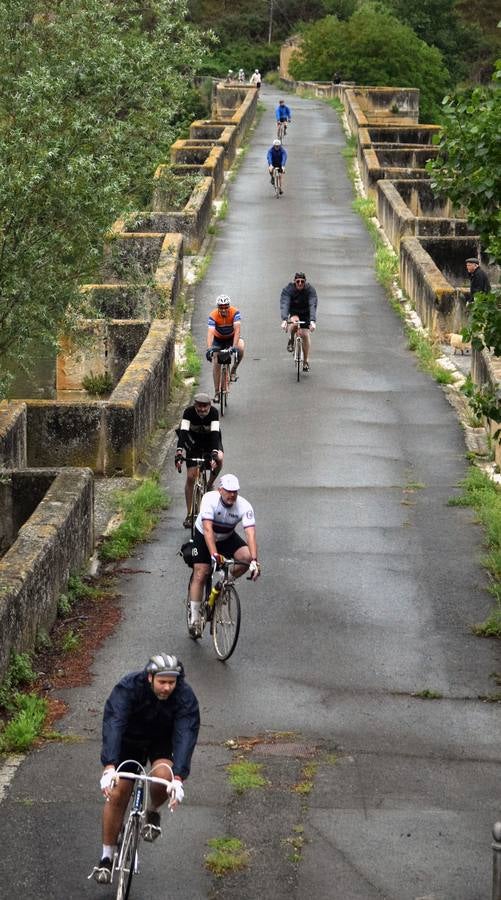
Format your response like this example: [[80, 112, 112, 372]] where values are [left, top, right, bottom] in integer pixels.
[[116, 816, 140, 900], [212, 584, 241, 661], [219, 367, 228, 417], [295, 338, 303, 382]]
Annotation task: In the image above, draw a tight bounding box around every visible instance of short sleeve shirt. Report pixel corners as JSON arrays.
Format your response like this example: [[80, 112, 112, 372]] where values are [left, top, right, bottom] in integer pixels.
[[195, 490, 255, 541]]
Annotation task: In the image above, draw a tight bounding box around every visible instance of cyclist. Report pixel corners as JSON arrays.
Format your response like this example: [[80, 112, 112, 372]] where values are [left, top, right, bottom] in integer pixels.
[[275, 99, 291, 135], [280, 272, 318, 372], [187, 473, 260, 638], [206, 294, 245, 401], [90, 653, 200, 885], [249, 69, 261, 90], [267, 138, 287, 195], [238, 68, 245, 83], [175, 392, 224, 529]]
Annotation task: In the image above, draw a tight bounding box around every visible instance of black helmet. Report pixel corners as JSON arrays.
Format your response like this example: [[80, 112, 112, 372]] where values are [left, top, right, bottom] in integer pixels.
[[146, 653, 182, 676]]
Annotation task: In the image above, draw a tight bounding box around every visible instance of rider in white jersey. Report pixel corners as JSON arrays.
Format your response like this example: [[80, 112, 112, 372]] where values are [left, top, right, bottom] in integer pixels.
[[188, 474, 260, 637]]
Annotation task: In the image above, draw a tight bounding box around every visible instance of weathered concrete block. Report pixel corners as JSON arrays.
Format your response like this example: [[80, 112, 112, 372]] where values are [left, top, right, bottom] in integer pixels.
[[147, 177, 213, 251], [358, 125, 441, 147], [169, 144, 225, 196], [377, 180, 474, 253], [80, 284, 169, 320], [188, 121, 238, 167], [360, 146, 430, 198], [0, 402, 27, 468], [102, 229, 165, 282], [0, 470, 55, 557], [26, 401, 105, 470], [0, 467, 94, 680]]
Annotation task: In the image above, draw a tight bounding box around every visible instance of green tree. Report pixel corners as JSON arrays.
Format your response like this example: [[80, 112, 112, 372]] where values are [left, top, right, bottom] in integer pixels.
[[289, 3, 450, 121], [0, 0, 208, 397], [382, 0, 486, 82], [428, 60, 501, 429]]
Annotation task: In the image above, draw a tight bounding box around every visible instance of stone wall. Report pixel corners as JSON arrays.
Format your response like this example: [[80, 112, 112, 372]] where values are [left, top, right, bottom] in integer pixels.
[[0, 467, 94, 680], [0, 402, 27, 468], [377, 181, 474, 252], [188, 122, 238, 168]]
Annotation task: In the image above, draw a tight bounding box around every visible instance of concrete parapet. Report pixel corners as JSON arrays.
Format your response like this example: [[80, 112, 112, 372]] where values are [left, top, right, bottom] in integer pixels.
[[56, 321, 150, 392], [0, 467, 94, 680], [472, 349, 501, 468], [150, 176, 213, 251], [188, 122, 238, 168], [358, 124, 441, 147], [360, 146, 429, 198], [106, 319, 174, 474], [169, 144, 225, 196], [399, 236, 483, 335], [377, 180, 474, 252], [27, 317, 174, 474], [80, 284, 170, 320], [0, 402, 27, 468], [212, 85, 258, 137]]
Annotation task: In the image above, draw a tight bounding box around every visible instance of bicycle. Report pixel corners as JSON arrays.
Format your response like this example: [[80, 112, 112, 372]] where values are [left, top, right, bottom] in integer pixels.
[[287, 318, 307, 382], [271, 166, 281, 199], [213, 347, 238, 417], [186, 558, 249, 660], [277, 120, 288, 142], [178, 454, 213, 537], [90, 761, 173, 900]]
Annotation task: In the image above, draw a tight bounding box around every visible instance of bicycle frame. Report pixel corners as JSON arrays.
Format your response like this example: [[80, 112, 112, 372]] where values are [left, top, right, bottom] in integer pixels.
[[186, 558, 249, 660], [287, 318, 307, 382], [213, 348, 237, 416], [180, 454, 213, 536], [277, 120, 287, 141], [109, 762, 173, 896], [272, 166, 281, 199]]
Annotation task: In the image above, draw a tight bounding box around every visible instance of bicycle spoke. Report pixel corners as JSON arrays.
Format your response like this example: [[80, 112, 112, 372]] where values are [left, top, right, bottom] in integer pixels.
[[212, 584, 241, 661]]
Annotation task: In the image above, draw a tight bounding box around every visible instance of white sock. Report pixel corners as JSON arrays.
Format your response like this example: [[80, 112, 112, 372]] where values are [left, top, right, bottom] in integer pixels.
[[190, 601, 200, 622], [102, 844, 115, 860]]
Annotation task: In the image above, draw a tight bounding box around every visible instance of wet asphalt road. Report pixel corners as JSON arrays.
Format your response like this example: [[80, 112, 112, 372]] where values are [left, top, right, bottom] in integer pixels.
[[0, 87, 500, 900]]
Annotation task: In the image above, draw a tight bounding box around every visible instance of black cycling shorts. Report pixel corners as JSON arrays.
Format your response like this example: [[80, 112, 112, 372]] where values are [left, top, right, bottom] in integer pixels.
[[192, 527, 246, 565], [118, 736, 173, 772], [186, 451, 214, 469], [212, 338, 233, 350]]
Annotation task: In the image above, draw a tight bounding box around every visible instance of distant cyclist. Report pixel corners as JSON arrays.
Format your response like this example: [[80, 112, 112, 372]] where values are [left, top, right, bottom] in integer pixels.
[[250, 69, 261, 90], [267, 139, 287, 195], [280, 272, 318, 373], [206, 294, 245, 401], [175, 392, 224, 529], [90, 654, 199, 884], [275, 99, 291, 136]]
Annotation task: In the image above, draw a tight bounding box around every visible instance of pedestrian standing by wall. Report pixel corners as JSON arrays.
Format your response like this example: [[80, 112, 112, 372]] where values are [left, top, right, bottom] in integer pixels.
[[466, 257, 491, 304]]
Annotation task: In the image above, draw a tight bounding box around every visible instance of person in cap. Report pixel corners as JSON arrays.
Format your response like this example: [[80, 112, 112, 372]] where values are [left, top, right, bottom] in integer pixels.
[[280, 272, 318, 372], [90, 653, 200, 884], [266, 138, 287, 195], [188, 474, 260, 638], [175, 392, 224, 529], [206, 294, 245, 400], [249, 68, 261, 89], [465, 257, 491, 304]]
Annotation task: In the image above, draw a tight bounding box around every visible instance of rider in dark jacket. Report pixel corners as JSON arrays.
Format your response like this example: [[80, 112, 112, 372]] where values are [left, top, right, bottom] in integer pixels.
[[280, 273, 318, 372]]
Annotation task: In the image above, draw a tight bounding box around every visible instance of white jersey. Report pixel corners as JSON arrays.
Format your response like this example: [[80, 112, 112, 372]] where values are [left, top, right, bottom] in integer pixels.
[[195, 491, 255, 542]]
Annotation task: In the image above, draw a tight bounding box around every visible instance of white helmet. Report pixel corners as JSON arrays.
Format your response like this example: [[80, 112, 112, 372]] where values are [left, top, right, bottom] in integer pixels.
[[273, 138, 281, 146], [216, 294, 231, 307]]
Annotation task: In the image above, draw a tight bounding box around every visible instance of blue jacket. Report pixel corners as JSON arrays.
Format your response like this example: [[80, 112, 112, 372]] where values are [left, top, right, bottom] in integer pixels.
[[267, 145, 287, 167], [101, 666, 200, 779], [276, 104, 291, 121]]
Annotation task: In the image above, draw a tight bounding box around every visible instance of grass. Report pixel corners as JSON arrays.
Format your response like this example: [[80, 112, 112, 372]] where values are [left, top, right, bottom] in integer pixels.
[[448, 467, 501, 636], [406, 329, 455, 385], [82, 371, 114, 396], [282, 825, 305, 864], [292, 762, 318, 795], [180, 333, 201, 380], [99, 475, 170, 561], [194, 251, 212, 284], [217, 196, 229, 220], [57, 574, 101, 617], [205, 837, 250, 876], [0, 652, 36, 711], [0, 693, 48, 753], [226, 759, 267, 793], [61, 629, 80, 653], [412, 689, 443, 699]]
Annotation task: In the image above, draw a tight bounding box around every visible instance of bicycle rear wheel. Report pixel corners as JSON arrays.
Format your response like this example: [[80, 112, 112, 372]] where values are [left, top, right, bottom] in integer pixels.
[[212, 584, 241, 660], [116, 816, 140, 900], [219, 366, 228, 417]]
